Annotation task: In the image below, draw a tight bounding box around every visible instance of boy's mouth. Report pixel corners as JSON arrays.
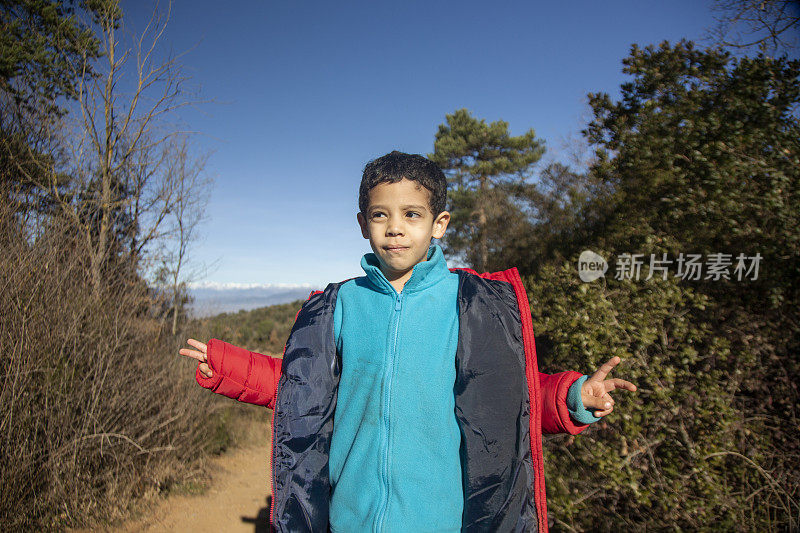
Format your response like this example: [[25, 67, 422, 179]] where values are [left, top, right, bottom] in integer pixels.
[[385, 245, 408, 252]]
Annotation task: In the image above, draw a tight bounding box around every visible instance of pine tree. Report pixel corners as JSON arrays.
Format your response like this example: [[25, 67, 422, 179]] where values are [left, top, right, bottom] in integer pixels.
[[429, 108, 545, 272], [0, 0, 100, 216]]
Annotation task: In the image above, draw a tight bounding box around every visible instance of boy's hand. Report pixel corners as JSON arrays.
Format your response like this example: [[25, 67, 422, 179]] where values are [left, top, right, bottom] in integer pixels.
[[179, 338, 213, 378], [581, 356, 636, 417]]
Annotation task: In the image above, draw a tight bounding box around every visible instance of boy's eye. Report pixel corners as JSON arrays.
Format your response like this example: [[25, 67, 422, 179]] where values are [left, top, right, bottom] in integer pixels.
[[369, 211, 422, 219]]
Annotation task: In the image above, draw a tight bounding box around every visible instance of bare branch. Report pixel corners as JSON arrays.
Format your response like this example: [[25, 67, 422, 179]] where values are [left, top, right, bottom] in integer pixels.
[[703, 0, 800, 56]]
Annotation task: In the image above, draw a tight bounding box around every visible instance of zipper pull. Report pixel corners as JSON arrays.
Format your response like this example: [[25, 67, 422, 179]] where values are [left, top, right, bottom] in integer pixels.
[[395, 293, 402, 311]]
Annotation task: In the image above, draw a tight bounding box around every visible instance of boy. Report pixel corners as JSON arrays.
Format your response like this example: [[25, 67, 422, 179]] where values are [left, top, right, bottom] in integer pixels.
[[180, 151, 636, 532]]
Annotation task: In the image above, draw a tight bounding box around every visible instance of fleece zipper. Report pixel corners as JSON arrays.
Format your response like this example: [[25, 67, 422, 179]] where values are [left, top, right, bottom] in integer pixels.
[[375, 290, 403, 533]]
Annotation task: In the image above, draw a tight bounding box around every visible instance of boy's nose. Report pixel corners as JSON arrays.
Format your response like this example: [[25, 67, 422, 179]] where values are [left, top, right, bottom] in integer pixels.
[[386, 220, 404, 236]]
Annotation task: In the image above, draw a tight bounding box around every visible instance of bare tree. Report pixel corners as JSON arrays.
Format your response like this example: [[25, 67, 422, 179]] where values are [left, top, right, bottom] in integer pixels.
[[53, 0, 199, 295], [160, 135, 210, 334], [704, 0, 800, 57]]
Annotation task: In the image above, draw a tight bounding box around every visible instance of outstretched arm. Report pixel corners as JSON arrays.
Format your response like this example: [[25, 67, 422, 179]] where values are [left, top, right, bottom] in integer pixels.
[[179, 338, 283, 409], [179, 292, 320, 409]]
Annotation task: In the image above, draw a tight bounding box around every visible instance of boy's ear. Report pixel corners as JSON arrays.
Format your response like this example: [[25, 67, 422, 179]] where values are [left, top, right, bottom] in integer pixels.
[[356, 212, 369, 239], [431, 211, 450, 240]]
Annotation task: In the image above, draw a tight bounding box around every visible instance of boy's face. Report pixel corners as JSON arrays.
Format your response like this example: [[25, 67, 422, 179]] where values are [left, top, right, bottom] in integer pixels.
[[356, 178, 450, 285]]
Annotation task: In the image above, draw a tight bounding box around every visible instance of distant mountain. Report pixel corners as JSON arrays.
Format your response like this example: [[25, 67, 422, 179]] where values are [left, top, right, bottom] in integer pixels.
[[188, 282, 321, 318]]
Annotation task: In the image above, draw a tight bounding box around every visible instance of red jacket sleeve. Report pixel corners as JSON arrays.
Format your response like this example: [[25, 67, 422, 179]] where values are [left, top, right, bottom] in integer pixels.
[[539, 370, 590, 435], [195, 338, 282, 409], [195, 290, 323, 410]]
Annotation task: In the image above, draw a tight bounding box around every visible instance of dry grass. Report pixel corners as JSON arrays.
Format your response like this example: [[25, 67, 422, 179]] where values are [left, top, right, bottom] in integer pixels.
[[0, 198, 227, 530]]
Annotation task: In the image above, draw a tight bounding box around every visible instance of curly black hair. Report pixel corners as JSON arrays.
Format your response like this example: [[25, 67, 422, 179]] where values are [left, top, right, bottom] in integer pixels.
[[358, 151, 448, 217]]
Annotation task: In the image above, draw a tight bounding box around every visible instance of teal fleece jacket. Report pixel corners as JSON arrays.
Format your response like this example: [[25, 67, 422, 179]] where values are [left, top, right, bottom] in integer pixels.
[[329, 243, 596, 532]]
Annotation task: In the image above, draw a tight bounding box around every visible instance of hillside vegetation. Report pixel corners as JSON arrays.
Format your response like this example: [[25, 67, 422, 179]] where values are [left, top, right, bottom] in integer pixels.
[[190, 299, 307, 356], [1, 0, 229, 529]]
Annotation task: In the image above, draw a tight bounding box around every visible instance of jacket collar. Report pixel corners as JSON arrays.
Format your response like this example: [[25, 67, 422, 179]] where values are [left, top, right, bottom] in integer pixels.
[[361, 243, 449, 295]]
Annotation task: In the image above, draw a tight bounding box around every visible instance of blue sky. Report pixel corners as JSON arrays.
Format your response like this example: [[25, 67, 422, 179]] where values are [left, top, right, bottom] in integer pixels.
[[120, 0, 720, 288]]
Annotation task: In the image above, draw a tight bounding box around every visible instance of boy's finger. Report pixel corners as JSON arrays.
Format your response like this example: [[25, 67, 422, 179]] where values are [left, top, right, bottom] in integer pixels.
[[179, 348, 207, 362], [594, 406, 613, 417], [187, 338, 208, 353], [604, 378, 637, 392], [589, 356, 621, 382], [583, 394, 614, 411], [199, 362, 213, 378]]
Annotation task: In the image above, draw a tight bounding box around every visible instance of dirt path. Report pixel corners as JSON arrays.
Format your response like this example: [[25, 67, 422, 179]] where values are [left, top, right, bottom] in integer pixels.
[[118, 422, 273, 533]]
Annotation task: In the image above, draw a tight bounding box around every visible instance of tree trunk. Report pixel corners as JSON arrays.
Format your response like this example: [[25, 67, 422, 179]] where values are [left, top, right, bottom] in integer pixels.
[[171, 250, 183, 335], [477, 175, 488, 272], [91, 21, 116, 296], [171, 298, 179, 335]]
